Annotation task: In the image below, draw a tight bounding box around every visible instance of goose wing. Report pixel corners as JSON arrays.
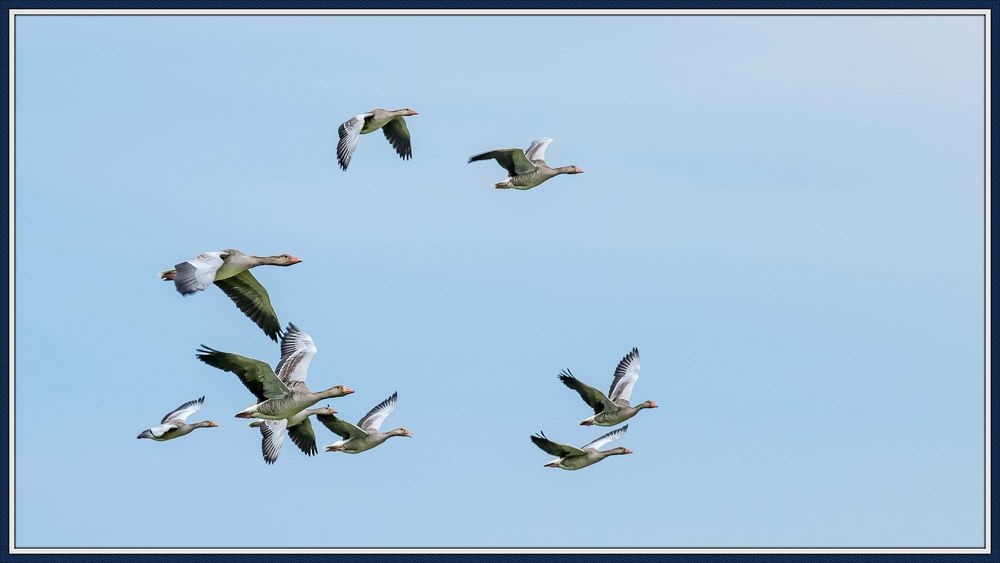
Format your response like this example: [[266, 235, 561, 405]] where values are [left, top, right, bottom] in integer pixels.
[[287, 418, 318, 456], [530, 431, 585, 457], [195, 346, 289, 401], [608, 347, 640, 406], [558, 369, 615, 414], [172, 251, 227, 295], [316, 414, 368, 440], [581, 424, 628, 452], [382, 117, 412, 160], [337, 113, 373, 171], [214, 270, 282, 342], [259, 419, 287, 465], [357, 391, 397, 432], [467, 148, 536, 176], [160, 396, 205, 424], [274, 322, 317, 384], [139, 423, 177, 439], [524, 138, 553, 164]]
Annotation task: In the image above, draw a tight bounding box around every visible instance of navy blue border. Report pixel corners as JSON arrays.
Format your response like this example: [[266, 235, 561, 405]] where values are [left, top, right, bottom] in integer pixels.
[[0, 5, 993, 560]]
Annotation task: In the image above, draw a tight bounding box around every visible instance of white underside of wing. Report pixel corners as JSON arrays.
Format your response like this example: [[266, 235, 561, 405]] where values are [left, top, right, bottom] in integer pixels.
[[173, 251, 226, 295], [609, 357, 640, 404], [525, 137, 553, 163], [582, 425, 628, 451], [261, 419, 288, 463], [149, 423, 177, 438], [277, 326, 317, 383]]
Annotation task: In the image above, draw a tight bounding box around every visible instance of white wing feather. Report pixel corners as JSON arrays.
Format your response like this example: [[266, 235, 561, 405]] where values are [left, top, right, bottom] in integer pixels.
[[161, 396, 205, 423], [172, 252, 226, 295], [357, 392, 397, 432], [608, 348, 640, 405], [275, 323, 317, 383], [524, 138, 553, 163], [260, 419, 288, 464], [337, 113, 373, 170], [581, 425, 628, 452]]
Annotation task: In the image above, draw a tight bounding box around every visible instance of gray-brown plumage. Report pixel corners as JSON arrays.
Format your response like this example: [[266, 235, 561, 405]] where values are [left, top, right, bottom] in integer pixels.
[[159, 249, 302, 341], [530, 425, 631, 470], [558, 348, 657, 426], [195, 323, 354, 421], [137, 396, 218, 441], [468, 138, 583, 190], [319, 392, 412, 454], [337, 108, 418, 170]]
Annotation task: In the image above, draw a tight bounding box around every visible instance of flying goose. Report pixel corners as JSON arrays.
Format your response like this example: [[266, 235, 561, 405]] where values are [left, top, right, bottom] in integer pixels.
[[137, 396, 218, 441], [530, 425, 632, 470], [337, 108, 418, 170], [468, 138, 583, 190], [559, 348, 657, 426], [195, 323, 354, 421], [320, 392, 412, 454], [249, 406, 337, 465], [160, 249, 302, 341]]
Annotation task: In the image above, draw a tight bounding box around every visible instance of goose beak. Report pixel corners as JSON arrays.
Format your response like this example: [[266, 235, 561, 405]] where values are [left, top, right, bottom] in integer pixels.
[[208, 421, 219, 427], [403, 430, 413, 437], [342, 387, 355, 395], [649, 401, 659, 408], [580, 420, 594, 426], [288, 256, 303, 264], [624, 449, 634, 455]]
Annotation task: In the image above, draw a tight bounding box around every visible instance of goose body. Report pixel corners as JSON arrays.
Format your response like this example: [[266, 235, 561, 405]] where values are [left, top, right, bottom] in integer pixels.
[[337, 108, 418, 170], [320, 392, 412, 454], [468, 138, 583, 190], [195, 323, 354, 422], [558, 348, 657, 426], [137, 396, 218, 441], [530, 425, 632, 470], [159, 249, 302, 341]]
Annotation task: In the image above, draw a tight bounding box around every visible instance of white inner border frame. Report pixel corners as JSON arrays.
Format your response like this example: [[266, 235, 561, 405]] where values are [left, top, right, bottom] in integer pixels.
[[6, 8, 991, 555]]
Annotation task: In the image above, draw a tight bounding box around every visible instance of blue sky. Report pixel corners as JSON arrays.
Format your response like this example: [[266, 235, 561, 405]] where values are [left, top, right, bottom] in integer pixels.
[[14, 14, 984, 548]]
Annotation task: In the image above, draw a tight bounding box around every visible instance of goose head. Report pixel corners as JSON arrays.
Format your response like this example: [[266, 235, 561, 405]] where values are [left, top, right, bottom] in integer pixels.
[[200, 421, 219, 428], [396, 108, 418, 116], [608, 447, 632, 456], [274, 254, 303, 266], [391, 428, 413, 438], [322, 385, 354, 399], [640, 400, 658, 409], [311, 405, 337, 416]]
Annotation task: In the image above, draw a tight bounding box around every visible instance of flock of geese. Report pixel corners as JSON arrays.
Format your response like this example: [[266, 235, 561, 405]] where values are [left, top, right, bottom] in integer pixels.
[[138, 108, 651, 471]]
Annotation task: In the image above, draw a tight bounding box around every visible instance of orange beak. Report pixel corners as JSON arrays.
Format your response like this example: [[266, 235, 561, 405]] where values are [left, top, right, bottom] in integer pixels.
[[288, 256, 303, 264], [343, 387, 355, 394]]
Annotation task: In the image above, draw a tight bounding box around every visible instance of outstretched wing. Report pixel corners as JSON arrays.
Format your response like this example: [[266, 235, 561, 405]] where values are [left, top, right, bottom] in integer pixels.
[[172, 251, 226, 295], [530, 431, 585, 457], [161, 396, 205, 424], [382, 117, 412, 160], [195, 346, 289, 401], [259, 419, 287, 465], [274, 322, 317, 384], [581, 424, 628, 452], [316, 414, 368, 440], [214, 270, 282, 342], [357, 392, 397, 432], [608, 347, 640, 406], [337, 113, 373, 171], [524, 138, 553, 164], [287, 418, 319, 456], [467, 148, 536, 176], [558, 369, 615, 414]]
